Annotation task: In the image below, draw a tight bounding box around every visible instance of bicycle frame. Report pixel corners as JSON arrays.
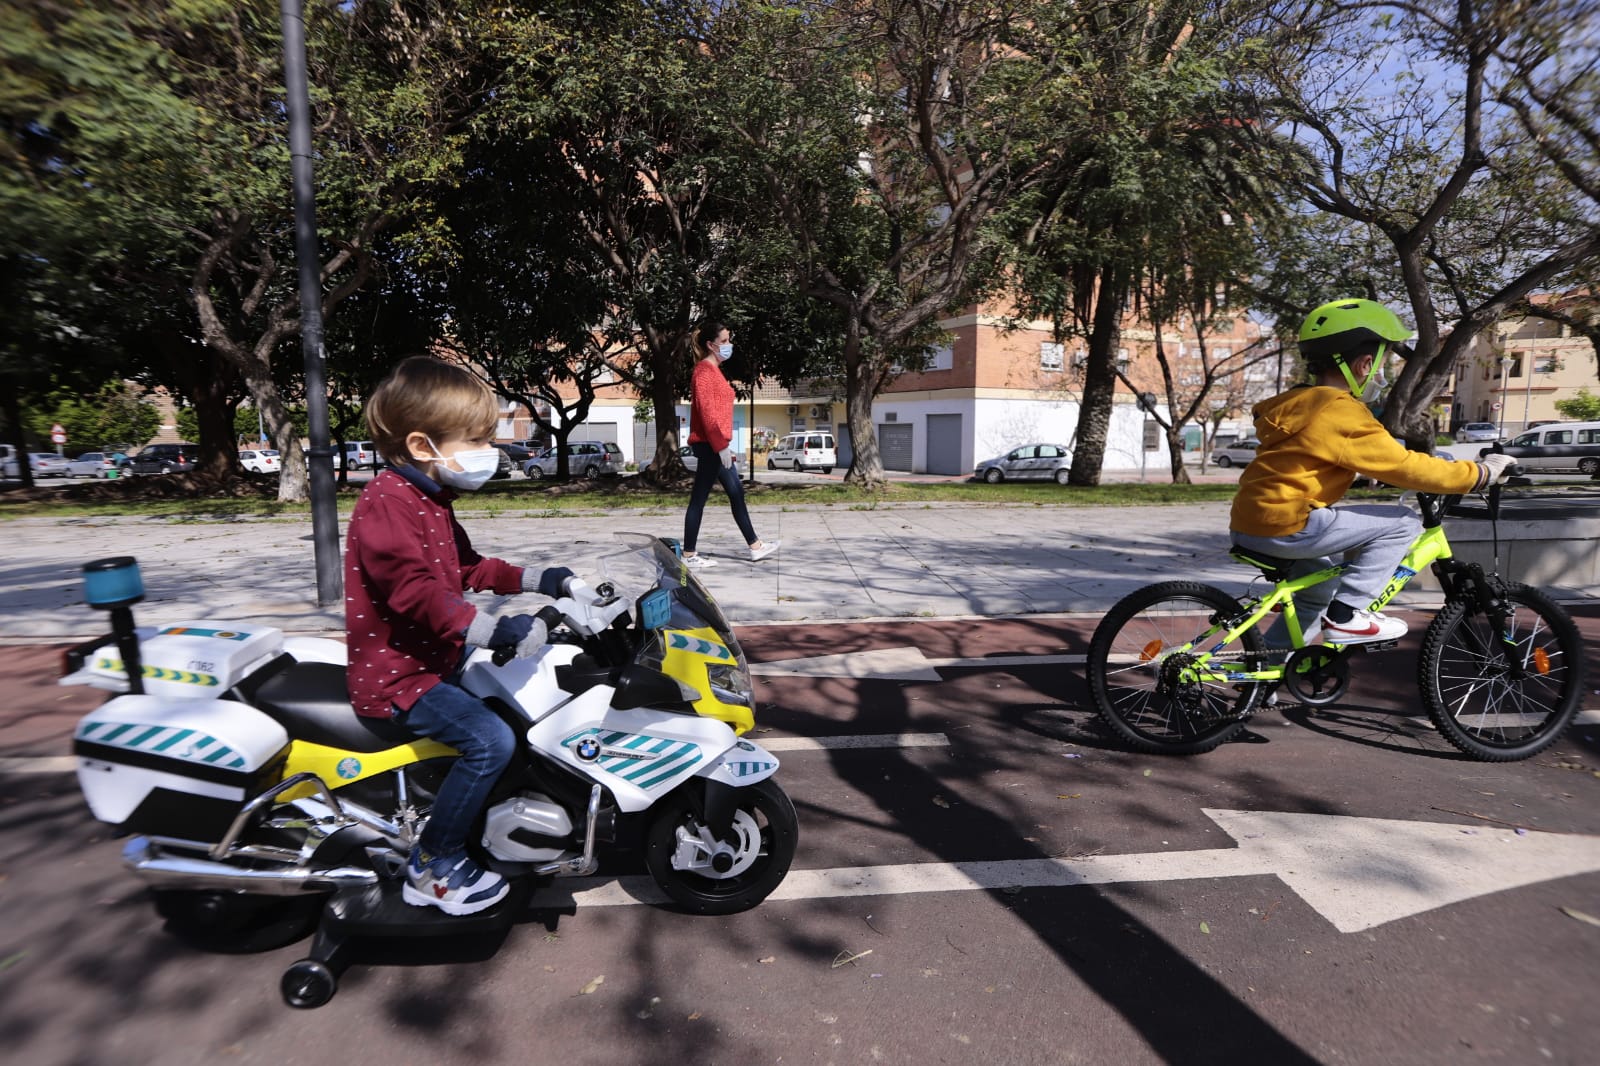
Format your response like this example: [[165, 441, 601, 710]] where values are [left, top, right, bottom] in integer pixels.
[[1172, 503, 1459, 687]]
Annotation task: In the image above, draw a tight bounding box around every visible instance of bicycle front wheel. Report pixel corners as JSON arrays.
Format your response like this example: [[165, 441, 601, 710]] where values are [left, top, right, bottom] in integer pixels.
[[1419, 583, 1585, 761], [1086, 582, 1267, 754]]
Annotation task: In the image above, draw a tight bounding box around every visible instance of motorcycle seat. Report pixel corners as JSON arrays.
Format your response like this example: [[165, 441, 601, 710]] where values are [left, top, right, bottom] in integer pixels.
[[248, 660, 421, 753]]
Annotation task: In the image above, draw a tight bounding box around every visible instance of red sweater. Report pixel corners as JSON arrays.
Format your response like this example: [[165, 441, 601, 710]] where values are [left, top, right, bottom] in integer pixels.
[[344, 470, 524, 717], [688, 358, 734, 451]]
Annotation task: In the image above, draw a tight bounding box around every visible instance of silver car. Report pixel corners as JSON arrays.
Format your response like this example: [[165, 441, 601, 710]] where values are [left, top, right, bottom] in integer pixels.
[[975, 443, 1073, 484], [1212, 439, 1260, 467], [65, 452, 116, 478], [1455, 422, 1502, 443], [26, 452, 71, 478]]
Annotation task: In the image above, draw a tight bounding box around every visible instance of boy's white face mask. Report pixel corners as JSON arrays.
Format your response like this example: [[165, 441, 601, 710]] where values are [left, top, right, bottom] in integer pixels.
[[423, 437, 498, 491]]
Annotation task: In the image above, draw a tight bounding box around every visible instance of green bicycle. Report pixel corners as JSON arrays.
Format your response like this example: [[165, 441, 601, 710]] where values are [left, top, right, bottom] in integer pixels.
[[1084, 477, 1585, 760]]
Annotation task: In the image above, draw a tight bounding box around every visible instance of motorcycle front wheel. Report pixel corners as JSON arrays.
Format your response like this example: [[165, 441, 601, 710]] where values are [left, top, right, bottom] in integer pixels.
[[644, 778, 798, 915]]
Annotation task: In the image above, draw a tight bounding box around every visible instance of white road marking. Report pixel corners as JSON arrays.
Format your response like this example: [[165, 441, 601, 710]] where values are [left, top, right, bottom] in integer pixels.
[[761, 733, 950, 751], [0, 733, 952, 774], [753, 646, 1085, 682], [0, 756, 76, 774], [532, 808, 1600, 933]]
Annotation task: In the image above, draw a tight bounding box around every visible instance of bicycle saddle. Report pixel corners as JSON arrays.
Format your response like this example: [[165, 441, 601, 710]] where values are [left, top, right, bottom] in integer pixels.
[[1228, 547, 1296, 581]]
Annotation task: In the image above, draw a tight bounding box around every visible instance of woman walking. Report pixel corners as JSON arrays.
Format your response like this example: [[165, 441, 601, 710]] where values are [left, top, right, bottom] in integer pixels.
[[682, 321, 778, 568]]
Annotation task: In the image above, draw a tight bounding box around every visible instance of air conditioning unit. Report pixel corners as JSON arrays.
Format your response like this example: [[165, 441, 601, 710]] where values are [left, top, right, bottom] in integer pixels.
[[808, 405, 823, 418], [787, 405, 798, 415]]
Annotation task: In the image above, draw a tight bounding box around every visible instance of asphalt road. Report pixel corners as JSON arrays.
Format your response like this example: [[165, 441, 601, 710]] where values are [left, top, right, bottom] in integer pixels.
[[1, 609, 1598, 1066]]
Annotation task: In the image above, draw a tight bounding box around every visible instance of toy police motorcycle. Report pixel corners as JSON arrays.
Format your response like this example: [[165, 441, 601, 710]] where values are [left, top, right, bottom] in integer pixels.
[[62, 533, 796, 1008]]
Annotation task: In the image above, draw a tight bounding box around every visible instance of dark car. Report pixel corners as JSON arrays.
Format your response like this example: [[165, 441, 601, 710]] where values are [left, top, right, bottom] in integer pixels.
[[128, 443, 200, 476], [492, 442, 531, 479]]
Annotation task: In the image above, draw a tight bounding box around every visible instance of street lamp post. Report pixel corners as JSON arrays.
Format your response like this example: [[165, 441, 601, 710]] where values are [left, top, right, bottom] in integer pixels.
[[1497, 355, 1513, 439]]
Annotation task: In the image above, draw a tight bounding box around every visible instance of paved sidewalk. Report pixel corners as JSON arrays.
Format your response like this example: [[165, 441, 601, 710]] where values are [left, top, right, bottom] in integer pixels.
[[5, 500, 1598, 640]]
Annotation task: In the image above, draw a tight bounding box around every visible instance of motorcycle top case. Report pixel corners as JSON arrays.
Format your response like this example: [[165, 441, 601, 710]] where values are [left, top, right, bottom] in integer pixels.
[[74, 694, 289, 843], [83, 621, 285, 699]]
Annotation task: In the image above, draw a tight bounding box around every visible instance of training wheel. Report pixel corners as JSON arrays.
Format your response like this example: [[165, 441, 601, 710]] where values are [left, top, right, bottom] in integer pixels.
[[281, 958, 337, 1009], [1283, 646, 1350, 706]]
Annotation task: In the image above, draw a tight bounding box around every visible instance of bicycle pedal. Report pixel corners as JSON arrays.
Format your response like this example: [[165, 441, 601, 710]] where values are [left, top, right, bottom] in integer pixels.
[[1358, 639, 1401, 653]]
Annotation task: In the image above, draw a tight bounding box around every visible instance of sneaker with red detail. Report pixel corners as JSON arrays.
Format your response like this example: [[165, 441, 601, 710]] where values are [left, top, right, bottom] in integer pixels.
[[402, 848, 509, 916], [1322, 608, 1407, 645]]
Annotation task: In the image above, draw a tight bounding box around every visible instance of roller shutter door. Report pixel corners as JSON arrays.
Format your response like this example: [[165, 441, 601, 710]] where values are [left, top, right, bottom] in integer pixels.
[[925, 414, 963, 475], [879, 422, 913, 471]]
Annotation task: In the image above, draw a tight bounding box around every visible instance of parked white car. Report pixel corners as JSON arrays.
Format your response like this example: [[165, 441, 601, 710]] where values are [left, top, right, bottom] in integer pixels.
[[767, 432, 836, 473], [239, 448, 281, 474]]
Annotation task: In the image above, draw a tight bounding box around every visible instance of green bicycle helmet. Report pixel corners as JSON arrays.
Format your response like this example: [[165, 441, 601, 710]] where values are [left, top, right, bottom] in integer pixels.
[[1298, 298, 1414, 361]]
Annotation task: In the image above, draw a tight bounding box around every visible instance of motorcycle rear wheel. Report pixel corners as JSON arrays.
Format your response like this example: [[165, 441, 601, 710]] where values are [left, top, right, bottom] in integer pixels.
[[644, 778, 798, 915]]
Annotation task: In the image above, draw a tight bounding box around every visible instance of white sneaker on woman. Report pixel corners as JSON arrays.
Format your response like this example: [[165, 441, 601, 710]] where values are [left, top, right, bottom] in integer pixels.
[[683, 553, 717, 569], [749, 541, 780, 562]]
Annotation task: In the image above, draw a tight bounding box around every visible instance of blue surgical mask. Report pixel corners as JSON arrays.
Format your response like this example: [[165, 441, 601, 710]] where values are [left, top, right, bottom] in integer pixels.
[[717, 342, 733, 361], [424, 437, 498, 492]]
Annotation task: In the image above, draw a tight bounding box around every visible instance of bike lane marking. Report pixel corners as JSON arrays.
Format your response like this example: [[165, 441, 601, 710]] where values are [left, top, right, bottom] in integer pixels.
[[532, 808, 1600, 933]]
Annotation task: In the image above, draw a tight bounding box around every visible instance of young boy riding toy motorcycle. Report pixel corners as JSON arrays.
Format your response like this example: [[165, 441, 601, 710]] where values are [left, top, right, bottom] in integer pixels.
[[347, 356, 570, 915], [1229, 298, 1516, 648]]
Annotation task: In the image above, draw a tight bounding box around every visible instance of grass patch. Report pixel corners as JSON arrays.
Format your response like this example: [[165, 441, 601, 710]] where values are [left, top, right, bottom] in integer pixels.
[[0, 472, 1397, 521]]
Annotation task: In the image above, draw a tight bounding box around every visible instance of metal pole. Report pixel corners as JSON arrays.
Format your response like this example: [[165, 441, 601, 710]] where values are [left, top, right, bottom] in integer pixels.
[[281, 0, 342, 605], [747, 363, 757, 483]]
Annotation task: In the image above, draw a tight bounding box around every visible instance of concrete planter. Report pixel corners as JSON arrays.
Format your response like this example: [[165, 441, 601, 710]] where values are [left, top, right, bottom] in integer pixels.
[[1413, 496, 1600, 592]]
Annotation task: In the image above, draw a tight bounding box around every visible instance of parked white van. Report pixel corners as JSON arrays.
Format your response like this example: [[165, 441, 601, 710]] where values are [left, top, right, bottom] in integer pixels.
[[767, 432, 836, 473], [1499, 421, 1600, 475]]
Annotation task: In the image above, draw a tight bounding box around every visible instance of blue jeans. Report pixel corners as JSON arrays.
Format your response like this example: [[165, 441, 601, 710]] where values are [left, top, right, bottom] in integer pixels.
[[401, 679, 515, 859], [684, 441, 758, 551], [1231, 504, 1421, 647]]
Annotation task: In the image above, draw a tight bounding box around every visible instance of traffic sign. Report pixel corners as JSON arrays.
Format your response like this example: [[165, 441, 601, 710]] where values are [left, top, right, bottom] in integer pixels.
[[50, 423, 66, 445], [1491, 401, 1502, 411]]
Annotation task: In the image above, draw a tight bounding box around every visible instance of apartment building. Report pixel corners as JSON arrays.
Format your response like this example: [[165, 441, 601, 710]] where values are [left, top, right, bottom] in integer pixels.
[[1450, 298, 1599, 437]]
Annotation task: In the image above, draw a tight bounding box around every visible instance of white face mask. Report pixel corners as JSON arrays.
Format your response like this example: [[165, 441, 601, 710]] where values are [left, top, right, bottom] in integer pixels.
[[717, 342, 733, 361], [424, 437, 499, 492]]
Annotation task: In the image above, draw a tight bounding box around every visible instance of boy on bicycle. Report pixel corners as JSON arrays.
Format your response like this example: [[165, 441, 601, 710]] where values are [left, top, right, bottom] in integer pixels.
[[1230, 299, 1514, 646]]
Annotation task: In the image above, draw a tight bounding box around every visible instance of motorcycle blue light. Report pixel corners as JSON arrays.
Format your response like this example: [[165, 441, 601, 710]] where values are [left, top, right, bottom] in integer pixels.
[[82, 557, 144, 608]]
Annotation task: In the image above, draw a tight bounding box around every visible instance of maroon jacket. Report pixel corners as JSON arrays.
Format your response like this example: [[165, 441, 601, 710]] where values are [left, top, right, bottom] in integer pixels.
[[344, 469, 524, 717]]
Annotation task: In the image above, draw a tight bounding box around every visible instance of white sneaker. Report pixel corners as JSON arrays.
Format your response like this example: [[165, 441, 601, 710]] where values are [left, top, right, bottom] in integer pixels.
[[1322, 608, 1406, 645], [749, 541, 780, 562], [683, 553, 717, 570]]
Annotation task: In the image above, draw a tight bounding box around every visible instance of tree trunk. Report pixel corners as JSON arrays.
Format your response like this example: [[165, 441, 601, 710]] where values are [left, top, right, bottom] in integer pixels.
[[1164, 425, 1191, 484], [841, 319, 886, 489], [189, 362, 240, 486], [648, 364, 684, 482], [1, 384, 34, 489], [1068, 267, 1125, 486]]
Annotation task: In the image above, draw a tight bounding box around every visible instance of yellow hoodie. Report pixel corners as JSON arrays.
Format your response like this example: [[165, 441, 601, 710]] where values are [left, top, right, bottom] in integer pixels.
[[1229, 385, 1479, 537]]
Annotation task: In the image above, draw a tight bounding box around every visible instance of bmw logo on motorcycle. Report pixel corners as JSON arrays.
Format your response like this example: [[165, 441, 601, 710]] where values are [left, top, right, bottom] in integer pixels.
[[574, 736, 602, 761]]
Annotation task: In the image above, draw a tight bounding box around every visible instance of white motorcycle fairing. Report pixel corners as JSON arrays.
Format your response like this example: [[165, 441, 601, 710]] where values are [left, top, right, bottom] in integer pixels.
[[526, 686, 780, 814]]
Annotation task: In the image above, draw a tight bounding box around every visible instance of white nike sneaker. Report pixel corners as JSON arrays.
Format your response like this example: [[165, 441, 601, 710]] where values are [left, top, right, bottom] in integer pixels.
[[1322, 608, 1407, 645], [683, 553, 717, 570]]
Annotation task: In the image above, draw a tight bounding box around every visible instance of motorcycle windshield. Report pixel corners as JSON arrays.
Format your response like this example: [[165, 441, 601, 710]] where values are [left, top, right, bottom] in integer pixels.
[[603, 533, 744, 660]]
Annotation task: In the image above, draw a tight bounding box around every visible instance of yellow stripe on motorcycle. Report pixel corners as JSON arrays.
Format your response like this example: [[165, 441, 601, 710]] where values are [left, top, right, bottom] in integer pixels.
[[277, 737, 458, 800], [660, 626, 755, 735]]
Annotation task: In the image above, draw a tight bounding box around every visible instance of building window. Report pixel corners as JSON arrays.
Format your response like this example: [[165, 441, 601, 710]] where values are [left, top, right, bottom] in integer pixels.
[[929, 344, 953, 371], [1040, 342, 1064, 371], [1116, 347, 1130, 373], [1213, 347, 1230, 360], [1509, 353, 1524, 377]]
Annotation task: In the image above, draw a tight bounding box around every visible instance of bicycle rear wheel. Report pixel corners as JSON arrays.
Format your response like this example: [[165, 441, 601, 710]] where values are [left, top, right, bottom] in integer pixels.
[[1086, 582, 1267, 754], [1419, 582, 1584, 761]]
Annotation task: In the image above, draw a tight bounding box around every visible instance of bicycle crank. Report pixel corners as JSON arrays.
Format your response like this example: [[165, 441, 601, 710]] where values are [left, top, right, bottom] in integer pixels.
[[1283, 645, 1350, 706]]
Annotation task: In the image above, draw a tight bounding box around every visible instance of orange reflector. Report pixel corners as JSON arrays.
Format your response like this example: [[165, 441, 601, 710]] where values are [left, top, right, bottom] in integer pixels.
[[1140, 639, 1163, 662], [1533, 648, 1550, 675]]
